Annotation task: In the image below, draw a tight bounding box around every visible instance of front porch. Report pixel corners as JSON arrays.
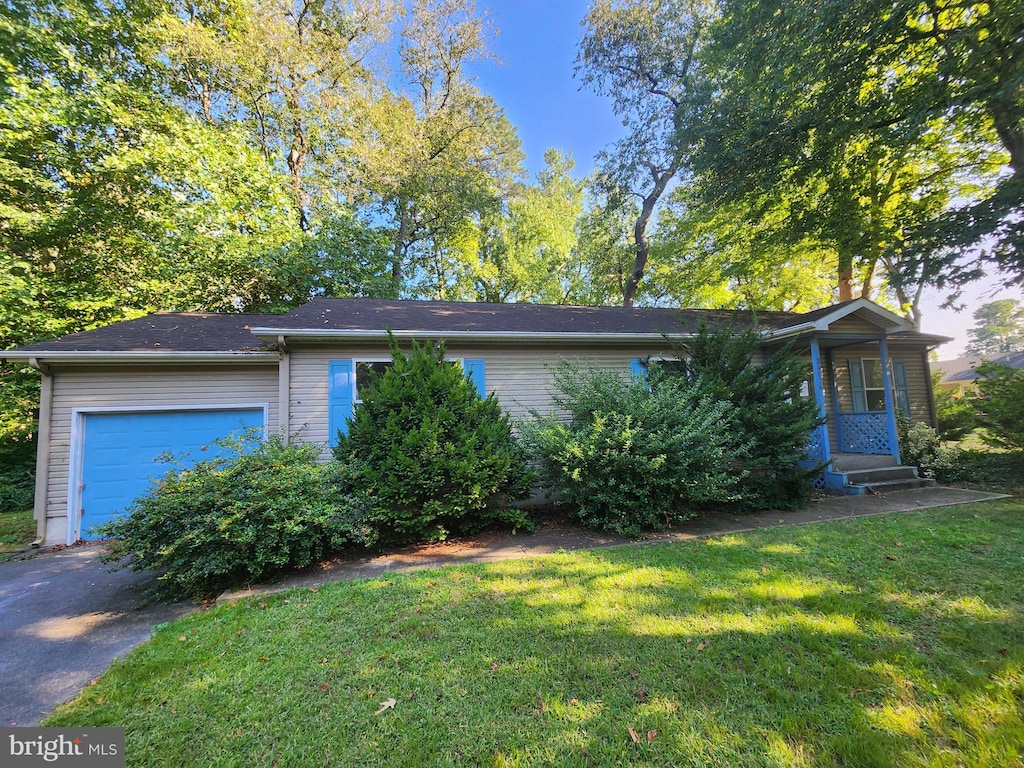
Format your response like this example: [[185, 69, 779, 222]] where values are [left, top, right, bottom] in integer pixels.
[[765, 299, 948, 495]]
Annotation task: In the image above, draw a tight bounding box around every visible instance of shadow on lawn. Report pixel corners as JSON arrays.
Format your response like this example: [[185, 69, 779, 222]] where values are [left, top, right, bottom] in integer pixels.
[[47, 506, 1024, 767]]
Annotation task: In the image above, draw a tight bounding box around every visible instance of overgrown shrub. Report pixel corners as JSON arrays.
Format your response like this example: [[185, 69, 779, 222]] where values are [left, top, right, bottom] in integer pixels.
[[654, 321, 824, 509], [521, 362, 751, 536], [97, 432, 360, 600], [334, 336, 533, 546], [975, 362, 1024, 450], [934, 388, 977, 441], [933, 447, 1024, 490], [896, 412, 953, 479]]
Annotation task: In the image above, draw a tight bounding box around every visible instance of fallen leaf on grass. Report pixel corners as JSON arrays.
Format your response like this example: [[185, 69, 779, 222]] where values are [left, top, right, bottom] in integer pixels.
[[696, 641, 708, 651], [178, 636, 187, 642], [257, 656, 269, 662], [647, 731, 657, 743], [375, 698, 397, 715], [628, 728, 640, 744]]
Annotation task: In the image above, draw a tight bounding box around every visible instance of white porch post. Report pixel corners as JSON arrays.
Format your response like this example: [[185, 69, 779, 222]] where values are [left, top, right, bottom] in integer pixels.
[[878, 336, 902, 464]]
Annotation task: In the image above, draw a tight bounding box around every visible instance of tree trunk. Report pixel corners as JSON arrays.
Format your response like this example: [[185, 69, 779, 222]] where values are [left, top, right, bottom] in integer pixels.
[[622, 166, 674, 307]]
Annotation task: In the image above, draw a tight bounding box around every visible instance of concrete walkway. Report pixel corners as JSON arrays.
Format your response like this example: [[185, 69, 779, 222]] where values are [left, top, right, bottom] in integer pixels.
[[219, 485, 1009, 601], [0, 485, 1009, 726]]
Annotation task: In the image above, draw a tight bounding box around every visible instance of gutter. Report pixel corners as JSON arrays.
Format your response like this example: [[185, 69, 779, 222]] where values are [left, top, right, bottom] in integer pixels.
[[248, 327, 686, 344], [2, 350, 279, 364]]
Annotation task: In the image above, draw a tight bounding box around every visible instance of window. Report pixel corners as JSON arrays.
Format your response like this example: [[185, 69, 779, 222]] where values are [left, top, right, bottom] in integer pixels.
[[354, 360, 392, 403], [329, 357, 487, 446], [848, 358, 910, 413], [631, 357, 685, 381]]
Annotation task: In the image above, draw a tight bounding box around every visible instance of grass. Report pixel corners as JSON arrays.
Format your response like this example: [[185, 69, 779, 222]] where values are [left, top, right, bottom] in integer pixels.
[[0, 508, 35, 562], [45, 500, 1024, 767]]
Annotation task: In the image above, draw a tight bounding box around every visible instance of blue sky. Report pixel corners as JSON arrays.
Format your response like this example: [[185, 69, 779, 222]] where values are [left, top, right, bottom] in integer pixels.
[[471, 1, 1021, 354], [474, 0, 622, 179]]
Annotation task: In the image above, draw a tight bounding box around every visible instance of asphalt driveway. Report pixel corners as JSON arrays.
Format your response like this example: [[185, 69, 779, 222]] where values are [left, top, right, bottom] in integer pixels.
[[0, 545, 194, 726]]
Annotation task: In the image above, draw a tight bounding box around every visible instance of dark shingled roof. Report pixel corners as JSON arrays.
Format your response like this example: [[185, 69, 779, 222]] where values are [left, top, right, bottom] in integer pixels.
[[9, 298, 930, 356], [257, 298, 798, 335], [933, 351, 1024, 383], [9, 313, 275, 354]]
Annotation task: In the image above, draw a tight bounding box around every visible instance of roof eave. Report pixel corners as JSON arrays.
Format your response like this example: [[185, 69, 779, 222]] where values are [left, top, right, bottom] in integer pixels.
[[2, 350, 279, 364], [249, 327, 688, 344]]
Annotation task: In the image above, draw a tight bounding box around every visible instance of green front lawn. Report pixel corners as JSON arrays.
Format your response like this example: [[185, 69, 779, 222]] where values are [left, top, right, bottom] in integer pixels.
[[0, 509, 35, 562], [47, 501, 1024, 767]]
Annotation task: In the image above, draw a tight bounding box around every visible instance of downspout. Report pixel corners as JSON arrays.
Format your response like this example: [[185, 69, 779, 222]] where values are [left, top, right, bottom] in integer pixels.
[[28, 358, 52, 546], [277, 335, 290, 444]]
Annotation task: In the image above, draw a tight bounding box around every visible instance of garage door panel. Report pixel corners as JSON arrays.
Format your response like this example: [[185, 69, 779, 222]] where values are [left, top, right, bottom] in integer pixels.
[[78, 408, 264, 541]]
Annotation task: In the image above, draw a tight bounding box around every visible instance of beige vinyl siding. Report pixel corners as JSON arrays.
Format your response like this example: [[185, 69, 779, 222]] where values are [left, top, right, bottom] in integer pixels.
[[288, 343, 679, 454], [42, 365, 278, 544], [829, 344, 932, 423], [827, 316, 889, 335]]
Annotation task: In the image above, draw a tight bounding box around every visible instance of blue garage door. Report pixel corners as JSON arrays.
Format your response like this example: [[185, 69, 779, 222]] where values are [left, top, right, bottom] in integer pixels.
[[79, 408, 264, 540]]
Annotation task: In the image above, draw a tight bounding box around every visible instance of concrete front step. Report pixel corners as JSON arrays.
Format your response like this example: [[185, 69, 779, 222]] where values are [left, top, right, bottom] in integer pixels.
[[844, 466, 919, 485], [831, 453, 899, 472], [856, 477, 938, 494]]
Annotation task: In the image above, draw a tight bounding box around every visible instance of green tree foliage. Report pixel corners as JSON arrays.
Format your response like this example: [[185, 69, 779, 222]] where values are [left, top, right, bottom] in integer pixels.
[[577, 0, 717, 306], [522, 362, 748, 535], [975, 361, 1024, 450], [656, 321, 824, 507], [96, 433, 359, 600], [472, 150, 585, 303], [933, 380, 977, 442], [334, 336, 533, 545], [688, 0, 1020, 310], [965, 299, 1024, 355], [357, 0, 525, 296], [650, 189, 837, 310]]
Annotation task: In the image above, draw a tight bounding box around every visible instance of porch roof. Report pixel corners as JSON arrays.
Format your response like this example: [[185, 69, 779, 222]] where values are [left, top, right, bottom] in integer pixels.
[[763, 298, 950, 348]]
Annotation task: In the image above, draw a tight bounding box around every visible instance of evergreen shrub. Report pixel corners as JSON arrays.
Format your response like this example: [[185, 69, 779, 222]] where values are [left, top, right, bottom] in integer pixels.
[[975, 362, 1024, 450], [334, 336, 533, 546]]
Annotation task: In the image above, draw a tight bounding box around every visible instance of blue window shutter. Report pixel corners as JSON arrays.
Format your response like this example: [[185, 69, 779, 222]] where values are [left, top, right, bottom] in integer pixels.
[[848, 359, 868, 412], [892, 359, 910, 414], [328, 360, 355, 445], [630, 358, 647, 381], [463, 359, 486, 397]]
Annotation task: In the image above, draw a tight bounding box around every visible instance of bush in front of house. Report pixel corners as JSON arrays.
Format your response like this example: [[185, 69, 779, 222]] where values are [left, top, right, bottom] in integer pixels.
[[334, 336, 533, 546], [932, 379, 977, 441], [974, 361, 1024, 450], [97, 432, 361, 600], [654, 321, 824, 510], [896, 411, 954, 479], [520, 362, 750, 536]]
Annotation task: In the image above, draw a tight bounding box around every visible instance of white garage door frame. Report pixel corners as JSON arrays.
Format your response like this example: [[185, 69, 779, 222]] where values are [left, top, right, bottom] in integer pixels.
[[66, 403, 269, 545]]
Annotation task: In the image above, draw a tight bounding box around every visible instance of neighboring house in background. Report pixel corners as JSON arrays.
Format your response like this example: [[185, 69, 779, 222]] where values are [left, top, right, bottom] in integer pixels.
[[4, 297, 949, 546], [932, 351, 1024, 396]]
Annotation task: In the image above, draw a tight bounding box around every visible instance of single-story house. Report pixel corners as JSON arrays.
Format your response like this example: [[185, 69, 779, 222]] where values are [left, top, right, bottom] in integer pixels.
[[933, 351, 1024, 396], [4, 297, 948, 546]]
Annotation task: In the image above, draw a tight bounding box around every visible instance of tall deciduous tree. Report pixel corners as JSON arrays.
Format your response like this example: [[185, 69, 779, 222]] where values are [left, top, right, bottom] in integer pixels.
[[472, 150, 584, 303], [157, 0, 394, 231], [577, 0, 717, 306], [355, 0, 523, 296], [966, 299, 1024, 355], [688, 0, 1020, 313]]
